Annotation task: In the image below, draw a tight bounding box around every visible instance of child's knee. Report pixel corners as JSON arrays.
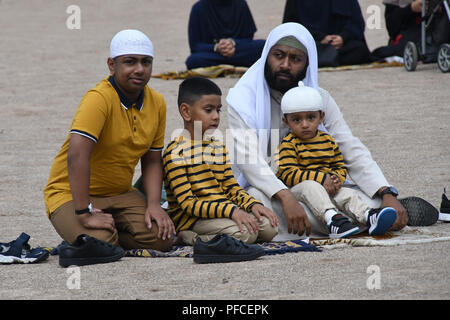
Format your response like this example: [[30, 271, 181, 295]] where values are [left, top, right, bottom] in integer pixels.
[[292, 180, 321, 192], [257, 217, 278, 242], [231, 228, 258, 244]]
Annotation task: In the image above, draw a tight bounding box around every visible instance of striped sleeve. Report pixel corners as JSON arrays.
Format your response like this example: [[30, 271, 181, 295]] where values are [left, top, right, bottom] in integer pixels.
[[163, 140, 236, 220], [275, 136, 327, 187]]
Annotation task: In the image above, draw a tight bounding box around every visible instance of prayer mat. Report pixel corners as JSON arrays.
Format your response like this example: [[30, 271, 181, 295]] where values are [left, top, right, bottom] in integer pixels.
[[152, 60, 404, 80], [45, 222, 449, 258], [124, 222, 450, 257], [309, 222, 450, 249], [125, 238, 321, 258], [152, 64, 249, 80]]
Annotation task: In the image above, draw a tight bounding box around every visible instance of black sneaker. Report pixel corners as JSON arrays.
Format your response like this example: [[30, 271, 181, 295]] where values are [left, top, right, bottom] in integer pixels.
[[193, 234, 265, 264], [327, 214, 360, 239], [367, 207, 397, 236], [399, 196, 439, 226], [0, 233, 49, 264], [59, 234, 124, 268], [439, 189, 450, 222]]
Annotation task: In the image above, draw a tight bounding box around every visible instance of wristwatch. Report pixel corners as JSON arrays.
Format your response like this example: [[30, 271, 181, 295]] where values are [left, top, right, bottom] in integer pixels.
[[379, 186, 398, 198], [75, 203, 93, 215]]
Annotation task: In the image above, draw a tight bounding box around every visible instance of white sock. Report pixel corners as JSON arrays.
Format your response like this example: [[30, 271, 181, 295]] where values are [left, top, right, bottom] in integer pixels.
[[325, 209, 338, 225]]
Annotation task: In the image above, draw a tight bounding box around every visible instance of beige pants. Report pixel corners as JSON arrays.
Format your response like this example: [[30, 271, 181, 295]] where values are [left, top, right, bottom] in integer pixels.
[[49, 190, 173, 251], [180, 215, 278, 245], [246, 182, 381, 240], [290, 180, 371, 225]]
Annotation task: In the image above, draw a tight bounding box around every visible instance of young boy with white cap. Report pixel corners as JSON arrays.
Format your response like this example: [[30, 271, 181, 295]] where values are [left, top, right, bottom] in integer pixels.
[[275, 81, 398, 238], [44, 29, 175, 252]]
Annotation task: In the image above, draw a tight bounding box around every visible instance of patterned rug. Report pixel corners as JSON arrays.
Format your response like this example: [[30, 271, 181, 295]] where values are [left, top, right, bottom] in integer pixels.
[[152, 60, 404, 80], [124, 222, 450, 258], [309, 223, 450, 249], [125, 238, 321, 258]]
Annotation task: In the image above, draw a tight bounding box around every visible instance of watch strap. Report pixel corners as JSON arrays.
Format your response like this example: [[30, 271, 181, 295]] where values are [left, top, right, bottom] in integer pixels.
[[379, 187, 398, 198], [75, 203, 93, 215]]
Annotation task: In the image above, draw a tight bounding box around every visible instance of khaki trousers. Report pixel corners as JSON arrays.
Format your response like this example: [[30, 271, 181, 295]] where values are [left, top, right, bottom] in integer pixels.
[[290, 180, 371, 225], [50, 190, 172, 251], [246, 183, 381, 241], [180, 215, 278, 245]]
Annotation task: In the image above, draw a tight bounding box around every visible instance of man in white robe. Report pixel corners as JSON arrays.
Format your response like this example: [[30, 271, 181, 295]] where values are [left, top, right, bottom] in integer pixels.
[[226, 23, 408, 240]]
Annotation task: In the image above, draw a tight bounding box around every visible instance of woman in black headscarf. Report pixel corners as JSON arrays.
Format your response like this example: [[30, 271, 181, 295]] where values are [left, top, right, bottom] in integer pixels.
[[185, 0, 265, 69], [283, 0, 372, 67]]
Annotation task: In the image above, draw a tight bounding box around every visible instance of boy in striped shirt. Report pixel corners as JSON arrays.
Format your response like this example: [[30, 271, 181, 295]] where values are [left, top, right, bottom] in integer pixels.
[[163, 77, 278, 245], [276, 82, 397, 238]]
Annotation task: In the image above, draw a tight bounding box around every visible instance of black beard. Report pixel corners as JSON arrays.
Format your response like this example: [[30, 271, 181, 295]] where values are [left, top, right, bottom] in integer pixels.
[[264, 62, 308, 94]]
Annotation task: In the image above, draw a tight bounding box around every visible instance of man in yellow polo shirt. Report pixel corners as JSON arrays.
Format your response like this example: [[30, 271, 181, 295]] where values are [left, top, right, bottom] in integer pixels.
[[44, 29, 174, 251]]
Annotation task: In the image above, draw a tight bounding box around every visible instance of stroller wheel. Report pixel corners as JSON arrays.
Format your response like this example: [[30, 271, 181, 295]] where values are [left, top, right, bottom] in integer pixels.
[[404, 42, 418, 71], [437, 44, 450, 73]]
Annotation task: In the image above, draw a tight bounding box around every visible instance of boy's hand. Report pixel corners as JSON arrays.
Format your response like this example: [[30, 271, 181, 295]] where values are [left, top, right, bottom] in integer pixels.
[[145, 204, 175, 241], [251, 203, 279, 227], [323, 174, 338, 196], [330, 174, 342, 192], [77, 209, 116, 233], [232, 208, 259, 234]]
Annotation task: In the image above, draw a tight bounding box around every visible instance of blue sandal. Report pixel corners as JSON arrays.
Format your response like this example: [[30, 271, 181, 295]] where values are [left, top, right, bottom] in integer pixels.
[[0, 233, 49, 264]]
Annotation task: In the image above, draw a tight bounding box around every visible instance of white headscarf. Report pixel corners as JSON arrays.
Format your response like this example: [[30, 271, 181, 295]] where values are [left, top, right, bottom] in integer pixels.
[[226, 23, 318, 188], [226, 22, 318, 146]]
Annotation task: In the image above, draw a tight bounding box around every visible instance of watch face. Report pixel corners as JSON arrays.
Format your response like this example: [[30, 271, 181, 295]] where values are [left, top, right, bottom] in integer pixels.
[[389, 187, 398, 196]]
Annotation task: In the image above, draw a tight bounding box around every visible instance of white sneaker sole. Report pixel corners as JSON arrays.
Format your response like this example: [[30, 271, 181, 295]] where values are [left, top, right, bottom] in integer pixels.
[[0, 254, 38, 264], [439, 212, 450, 222], [329, 226, 360, 239]]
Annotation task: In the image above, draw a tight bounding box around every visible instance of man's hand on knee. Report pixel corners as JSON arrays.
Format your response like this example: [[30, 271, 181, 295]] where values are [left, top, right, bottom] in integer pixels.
[[276, 189, 311, 236]]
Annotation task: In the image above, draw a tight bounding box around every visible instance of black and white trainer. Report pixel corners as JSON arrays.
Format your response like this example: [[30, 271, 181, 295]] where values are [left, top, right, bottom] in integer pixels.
[[367, 207, 397, 236], [327, 214, 360, 239], [439, 189, 450, 222]]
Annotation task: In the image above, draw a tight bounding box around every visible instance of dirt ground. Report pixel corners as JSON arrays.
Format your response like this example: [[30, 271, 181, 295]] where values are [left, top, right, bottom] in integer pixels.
[[0, 0, 449, 303]]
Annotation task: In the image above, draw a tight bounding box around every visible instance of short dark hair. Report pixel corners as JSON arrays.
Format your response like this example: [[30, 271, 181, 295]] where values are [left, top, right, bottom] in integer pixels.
[[177, 77, 222, 107]]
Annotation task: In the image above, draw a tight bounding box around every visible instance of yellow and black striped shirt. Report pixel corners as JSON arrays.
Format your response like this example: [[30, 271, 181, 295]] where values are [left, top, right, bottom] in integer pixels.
[[275, 131, 347, 188], [163, 136, 262, 232]]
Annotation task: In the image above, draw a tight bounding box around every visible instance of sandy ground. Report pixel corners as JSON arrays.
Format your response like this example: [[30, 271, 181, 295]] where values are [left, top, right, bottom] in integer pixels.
[[0, 0, 449, 303]]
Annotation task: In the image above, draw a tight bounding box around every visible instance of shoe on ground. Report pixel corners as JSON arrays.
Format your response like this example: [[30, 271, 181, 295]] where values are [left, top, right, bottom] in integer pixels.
[[58, 234, 124, 268], [399, 196, 439, 226], [0, 232, 49, 264], [327, 214, 360, 239], [193, 234, 265, 264], [439, 189, 450, 222], [367, 207, 397, 236]]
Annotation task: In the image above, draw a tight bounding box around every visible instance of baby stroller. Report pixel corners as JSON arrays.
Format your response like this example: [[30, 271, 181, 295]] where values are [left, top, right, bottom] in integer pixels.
[[403, 0, 450, 72]]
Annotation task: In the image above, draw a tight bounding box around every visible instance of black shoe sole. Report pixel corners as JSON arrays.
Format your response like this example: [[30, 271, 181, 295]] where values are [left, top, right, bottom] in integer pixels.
[[59, 251, 124, 268], [193, 250, 265, 264], [400, 196, 439, 226]]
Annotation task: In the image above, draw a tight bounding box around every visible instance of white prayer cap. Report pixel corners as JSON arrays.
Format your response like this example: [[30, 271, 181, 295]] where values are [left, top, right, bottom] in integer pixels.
[[110, 29, 154, 59], [281, 81, 323, 114]]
